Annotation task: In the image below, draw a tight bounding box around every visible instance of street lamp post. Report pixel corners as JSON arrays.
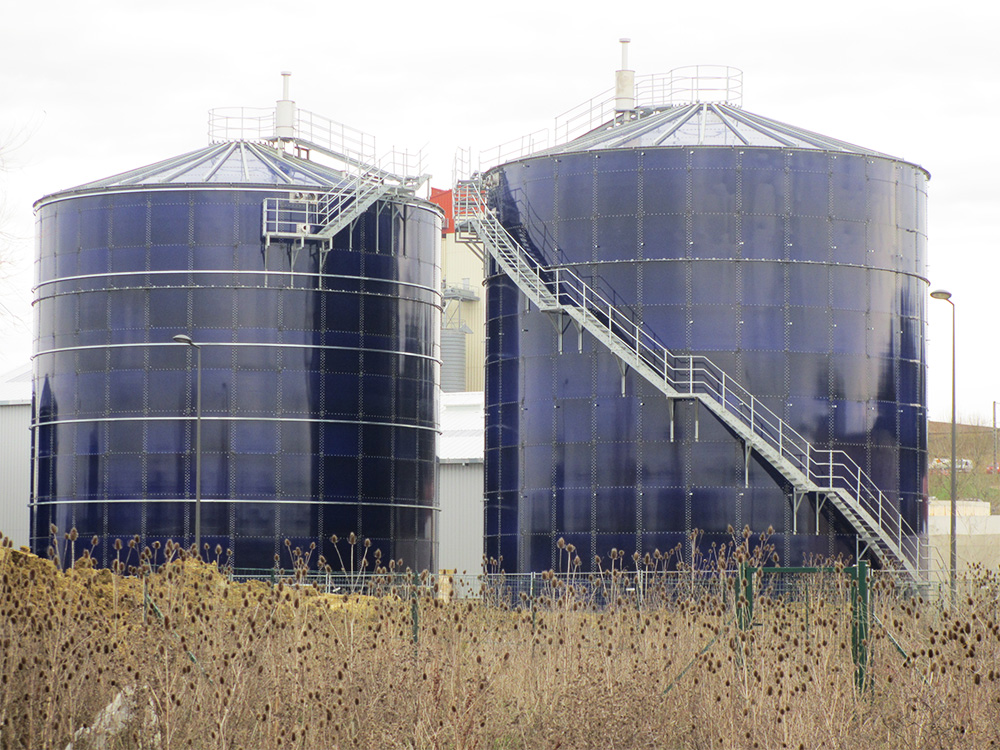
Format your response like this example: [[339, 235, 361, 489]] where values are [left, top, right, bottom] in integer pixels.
[[172, 334, 203, 558], [930, 289, 956, 606]]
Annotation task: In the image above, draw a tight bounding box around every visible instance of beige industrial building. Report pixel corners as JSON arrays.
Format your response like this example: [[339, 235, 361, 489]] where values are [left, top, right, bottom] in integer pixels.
[[431, 188, 486, 575], [432, 187, 485, 393]]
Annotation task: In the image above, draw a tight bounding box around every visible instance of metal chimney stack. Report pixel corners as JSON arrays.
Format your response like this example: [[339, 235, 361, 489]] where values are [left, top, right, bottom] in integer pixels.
[[615, 38, 635, 113], [276, 71, 296, 140]]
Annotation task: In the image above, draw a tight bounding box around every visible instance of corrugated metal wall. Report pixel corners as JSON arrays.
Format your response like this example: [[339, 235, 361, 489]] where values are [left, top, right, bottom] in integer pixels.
[[0, 402, 31, 547], [441, 329, 468, 392], [437, 461, 484, 574]]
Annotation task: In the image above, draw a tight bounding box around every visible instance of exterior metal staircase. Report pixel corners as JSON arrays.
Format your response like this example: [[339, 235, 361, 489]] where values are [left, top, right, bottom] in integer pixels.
[[454, 176, 923, 581], [262, 169, 393, 248], [262, 147, 429, 249]]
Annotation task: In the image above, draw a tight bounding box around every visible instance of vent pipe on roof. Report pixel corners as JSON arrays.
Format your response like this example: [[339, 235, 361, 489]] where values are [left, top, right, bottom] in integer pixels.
[[276, 71, 296, 141], [615, 38, 635, 113]]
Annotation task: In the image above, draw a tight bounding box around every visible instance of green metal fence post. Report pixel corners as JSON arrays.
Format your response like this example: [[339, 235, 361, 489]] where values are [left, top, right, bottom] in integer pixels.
[[852, 560, 870, 692], [805, 579, 810, 641], [530, 571, 536, 632], [411, 581, 420, 647], [737, 563, 754, 632]]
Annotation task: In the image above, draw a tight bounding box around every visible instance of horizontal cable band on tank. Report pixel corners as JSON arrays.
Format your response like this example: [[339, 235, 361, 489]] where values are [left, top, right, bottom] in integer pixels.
[[34, 184, 429, 206], [30, 498, 440, 509], [34, 342, 442, 364], [34, 287, 440, 313], [34, 270, 442, 298], [32, 415, 440, 432], [484, 260, 929, 284]]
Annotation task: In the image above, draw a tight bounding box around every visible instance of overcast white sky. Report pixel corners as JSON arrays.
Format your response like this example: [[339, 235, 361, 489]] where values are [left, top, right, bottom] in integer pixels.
[[2, 0, 997, 423]]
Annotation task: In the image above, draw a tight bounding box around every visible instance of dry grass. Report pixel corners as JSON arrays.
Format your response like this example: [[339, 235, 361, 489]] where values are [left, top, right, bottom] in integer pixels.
[[2, 530, 1000, 750]]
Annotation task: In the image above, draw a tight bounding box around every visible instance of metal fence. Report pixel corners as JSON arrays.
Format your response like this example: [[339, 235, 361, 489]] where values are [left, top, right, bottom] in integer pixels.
[[219, 566, 946, 609]]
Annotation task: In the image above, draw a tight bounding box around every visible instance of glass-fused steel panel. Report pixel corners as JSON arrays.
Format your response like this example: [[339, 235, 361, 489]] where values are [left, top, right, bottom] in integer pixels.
[[485, 145, 929, 573], [32, 186, 441, 572]]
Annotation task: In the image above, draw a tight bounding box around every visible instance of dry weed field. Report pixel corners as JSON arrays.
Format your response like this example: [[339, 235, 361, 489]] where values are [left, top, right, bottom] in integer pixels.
[[2, 530, 1000, 750]]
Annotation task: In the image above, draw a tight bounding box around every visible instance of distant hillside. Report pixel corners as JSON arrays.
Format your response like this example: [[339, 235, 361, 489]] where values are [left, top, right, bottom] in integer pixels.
[[928, 420, 1000, 511]]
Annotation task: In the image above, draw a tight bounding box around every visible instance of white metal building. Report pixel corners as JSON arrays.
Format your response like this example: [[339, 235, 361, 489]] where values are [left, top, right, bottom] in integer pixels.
[[437, 391, 484, 574], [0, 364, 31, 548]]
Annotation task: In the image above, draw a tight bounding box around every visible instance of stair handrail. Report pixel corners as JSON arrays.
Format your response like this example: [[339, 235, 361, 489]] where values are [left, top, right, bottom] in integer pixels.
[[264, 146, 429, 242], [314, 168, 386, 234], [455, 176, 920, 574], [316, 146, 428, 229]]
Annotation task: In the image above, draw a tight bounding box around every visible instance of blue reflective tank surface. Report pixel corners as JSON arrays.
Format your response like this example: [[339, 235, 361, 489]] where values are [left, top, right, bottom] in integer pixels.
[[484, 105, 929, 572], [32, 143, 441, 571]]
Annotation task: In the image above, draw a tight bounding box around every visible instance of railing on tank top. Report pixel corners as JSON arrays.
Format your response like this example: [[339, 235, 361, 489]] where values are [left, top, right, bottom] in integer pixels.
[[263, 148, 427, 241], [455, 178, 920, 574]]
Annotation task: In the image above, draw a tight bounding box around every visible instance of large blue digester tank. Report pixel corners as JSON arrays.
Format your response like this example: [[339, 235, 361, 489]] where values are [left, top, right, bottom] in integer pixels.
[[484, 94, 929, 572], [31, 135, 442, 571]]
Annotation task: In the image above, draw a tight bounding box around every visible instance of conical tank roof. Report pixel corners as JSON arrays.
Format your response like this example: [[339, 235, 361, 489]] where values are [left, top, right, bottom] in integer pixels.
[[536, 102, 899, 159], [37, 141, 348, 206]]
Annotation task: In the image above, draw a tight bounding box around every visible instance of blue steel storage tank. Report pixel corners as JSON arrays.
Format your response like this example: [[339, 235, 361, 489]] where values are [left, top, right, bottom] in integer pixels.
[[32, 139, 441, 571], [484, 90, 929, 573]]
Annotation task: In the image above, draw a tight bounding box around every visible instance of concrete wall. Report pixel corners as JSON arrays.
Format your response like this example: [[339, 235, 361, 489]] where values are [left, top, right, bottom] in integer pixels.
[[928, 500, 1000, 577]]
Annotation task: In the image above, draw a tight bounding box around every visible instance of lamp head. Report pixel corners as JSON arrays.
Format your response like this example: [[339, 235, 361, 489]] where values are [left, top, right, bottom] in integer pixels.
[[172, 334, 197, 346], [930, 289, 953, 301]]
